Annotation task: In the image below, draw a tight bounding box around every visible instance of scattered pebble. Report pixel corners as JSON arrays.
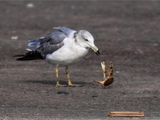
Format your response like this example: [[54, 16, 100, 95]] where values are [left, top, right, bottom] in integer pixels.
[[11, 36, 18, 40], [26, 3, 34, 8], [116, 71, 119, 74]]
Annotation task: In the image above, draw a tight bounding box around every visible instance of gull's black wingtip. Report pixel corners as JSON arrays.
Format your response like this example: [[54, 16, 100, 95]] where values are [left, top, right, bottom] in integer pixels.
[[14, 51, 44, 61]]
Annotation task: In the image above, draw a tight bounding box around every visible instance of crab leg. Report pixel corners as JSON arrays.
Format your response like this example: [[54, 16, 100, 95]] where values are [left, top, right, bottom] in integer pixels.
[[101, 61, 107, 79], [94, 61, 114, 86]]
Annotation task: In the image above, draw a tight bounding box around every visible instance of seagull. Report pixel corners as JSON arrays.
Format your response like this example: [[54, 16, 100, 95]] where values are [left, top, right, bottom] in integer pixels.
[[15, 26, 100, 87]]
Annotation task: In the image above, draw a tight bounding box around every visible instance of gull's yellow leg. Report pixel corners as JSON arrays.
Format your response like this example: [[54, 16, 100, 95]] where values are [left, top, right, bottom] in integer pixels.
[[65, 66, 79, 87], [55, 67, 66, 87]]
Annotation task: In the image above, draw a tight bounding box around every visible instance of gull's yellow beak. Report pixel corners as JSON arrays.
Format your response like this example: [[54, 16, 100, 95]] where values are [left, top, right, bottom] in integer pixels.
[[91, 45, 100, 55]]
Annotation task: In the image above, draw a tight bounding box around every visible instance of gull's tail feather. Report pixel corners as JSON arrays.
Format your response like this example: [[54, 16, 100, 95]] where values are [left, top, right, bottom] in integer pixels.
[[28, 37, 44, 47], [14, 50, 44, 61]]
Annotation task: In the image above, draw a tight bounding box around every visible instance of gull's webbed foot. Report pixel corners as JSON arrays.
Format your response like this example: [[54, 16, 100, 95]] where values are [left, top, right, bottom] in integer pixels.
[[68, 82, 81, 87], [56, 81, 67, 87], [94, 61, 114, 86]]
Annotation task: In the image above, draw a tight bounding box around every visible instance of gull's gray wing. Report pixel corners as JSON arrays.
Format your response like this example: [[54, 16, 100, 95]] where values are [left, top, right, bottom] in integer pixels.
[[28, 26, 77, 58], [28, 30, 66, 58], [53, 26, 76, 37]]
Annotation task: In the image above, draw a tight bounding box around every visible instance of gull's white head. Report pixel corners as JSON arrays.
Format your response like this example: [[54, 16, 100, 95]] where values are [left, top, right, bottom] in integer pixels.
[[75, 30, 100, 55]]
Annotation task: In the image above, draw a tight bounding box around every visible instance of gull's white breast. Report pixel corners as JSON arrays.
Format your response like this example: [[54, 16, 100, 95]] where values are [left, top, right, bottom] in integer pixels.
[[45, 37, 88, 66]]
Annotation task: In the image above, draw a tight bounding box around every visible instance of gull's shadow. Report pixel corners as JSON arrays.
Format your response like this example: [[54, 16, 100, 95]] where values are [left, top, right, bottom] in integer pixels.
[[19, 80, 93, 86], [22, 80, 56, 85]]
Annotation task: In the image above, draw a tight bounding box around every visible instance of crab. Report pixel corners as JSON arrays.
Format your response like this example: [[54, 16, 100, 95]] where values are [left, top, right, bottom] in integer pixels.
[[94, 61, 114, 86]]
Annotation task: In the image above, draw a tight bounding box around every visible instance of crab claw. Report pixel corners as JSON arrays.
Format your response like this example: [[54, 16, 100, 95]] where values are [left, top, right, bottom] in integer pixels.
[[94, 61, 114, 86], [94, 77, 114, 86]]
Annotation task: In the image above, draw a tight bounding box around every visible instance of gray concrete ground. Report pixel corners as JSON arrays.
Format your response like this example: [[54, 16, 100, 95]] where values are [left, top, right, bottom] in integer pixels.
[[0, 1, 160, 120]]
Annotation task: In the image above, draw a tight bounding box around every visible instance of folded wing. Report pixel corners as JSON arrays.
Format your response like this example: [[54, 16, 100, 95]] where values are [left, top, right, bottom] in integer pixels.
[[28, 26, 76, 58]]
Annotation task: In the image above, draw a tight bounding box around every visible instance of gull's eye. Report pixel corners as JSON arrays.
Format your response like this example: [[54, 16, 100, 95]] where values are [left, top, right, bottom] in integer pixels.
[[84, 39, 88, 41]]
